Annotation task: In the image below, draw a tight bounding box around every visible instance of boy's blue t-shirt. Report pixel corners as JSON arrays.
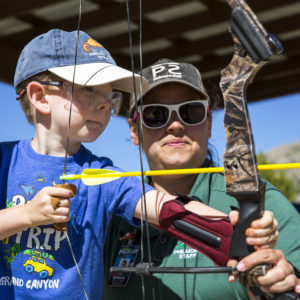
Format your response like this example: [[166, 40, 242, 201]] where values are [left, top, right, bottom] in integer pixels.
[[0, 140, 153, 300]]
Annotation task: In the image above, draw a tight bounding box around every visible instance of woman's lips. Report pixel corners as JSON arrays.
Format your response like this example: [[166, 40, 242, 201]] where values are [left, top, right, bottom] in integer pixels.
[[164, 139, 187, 147]]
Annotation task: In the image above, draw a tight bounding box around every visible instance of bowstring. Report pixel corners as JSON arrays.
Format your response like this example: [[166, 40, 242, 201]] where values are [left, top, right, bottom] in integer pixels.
[[125, 1, 156, 299], [62, 0, 89, 299]]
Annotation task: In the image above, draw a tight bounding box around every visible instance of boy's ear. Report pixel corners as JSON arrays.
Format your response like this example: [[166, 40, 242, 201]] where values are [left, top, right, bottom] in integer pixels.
[[128, 118, 139, 145], [26, 81, 50, 114]]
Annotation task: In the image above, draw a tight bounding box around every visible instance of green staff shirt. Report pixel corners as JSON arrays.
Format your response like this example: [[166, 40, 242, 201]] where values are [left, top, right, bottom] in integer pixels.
[[103, 170, 300, 300]]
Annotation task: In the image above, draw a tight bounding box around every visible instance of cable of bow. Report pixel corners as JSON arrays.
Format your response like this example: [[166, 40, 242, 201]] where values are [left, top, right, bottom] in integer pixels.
[[60, 0, 89, 299], [125, 1, 157, 300]]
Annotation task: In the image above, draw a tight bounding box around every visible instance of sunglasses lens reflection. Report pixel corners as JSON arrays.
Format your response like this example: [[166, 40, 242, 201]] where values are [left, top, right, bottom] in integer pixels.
[[143, 105, 169, 128], [179, 102, 206, 125], [142, 102, 207, 128]]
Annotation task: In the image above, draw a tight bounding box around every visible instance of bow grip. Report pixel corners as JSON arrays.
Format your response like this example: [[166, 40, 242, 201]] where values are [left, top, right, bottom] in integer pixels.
[[52, 184, 77, 231], [229, 191, 262, 258]]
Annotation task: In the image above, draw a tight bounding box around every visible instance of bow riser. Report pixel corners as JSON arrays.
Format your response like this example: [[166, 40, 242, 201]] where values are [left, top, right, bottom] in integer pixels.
[[221, 45, 266, 257], [221, 53, 265, 192]]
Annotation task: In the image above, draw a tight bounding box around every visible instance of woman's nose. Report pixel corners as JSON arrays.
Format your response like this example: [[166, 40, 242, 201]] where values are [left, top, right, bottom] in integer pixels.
[[166, 111, 185, 132]]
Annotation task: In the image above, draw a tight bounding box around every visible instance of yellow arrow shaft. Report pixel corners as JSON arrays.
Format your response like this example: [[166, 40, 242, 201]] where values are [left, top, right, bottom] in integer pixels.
[[258, 163, 300, 170], [76, 163, 300, 179]]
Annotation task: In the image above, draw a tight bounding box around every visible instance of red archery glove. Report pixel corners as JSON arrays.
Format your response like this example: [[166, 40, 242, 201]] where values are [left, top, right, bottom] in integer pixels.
[[159, 198, 233, 266]]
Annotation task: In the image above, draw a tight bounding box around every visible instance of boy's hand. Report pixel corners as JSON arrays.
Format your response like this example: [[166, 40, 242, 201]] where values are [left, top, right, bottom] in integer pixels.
[[24, 186, 74, 227], [229, 210, 278, 249]]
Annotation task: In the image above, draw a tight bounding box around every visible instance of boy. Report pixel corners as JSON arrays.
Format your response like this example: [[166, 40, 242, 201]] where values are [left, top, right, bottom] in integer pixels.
[[0, 30, 277, 300]]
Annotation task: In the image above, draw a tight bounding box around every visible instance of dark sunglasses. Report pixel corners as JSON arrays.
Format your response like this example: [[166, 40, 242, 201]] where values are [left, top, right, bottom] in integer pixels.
[[136, 100, 209, 129]]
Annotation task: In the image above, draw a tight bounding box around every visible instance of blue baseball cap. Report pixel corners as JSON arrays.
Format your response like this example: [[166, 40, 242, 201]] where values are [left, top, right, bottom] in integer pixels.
[[14, 29, 148, 93]]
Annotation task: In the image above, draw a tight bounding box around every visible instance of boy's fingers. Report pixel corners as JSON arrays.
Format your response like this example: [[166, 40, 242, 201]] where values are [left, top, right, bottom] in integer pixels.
[[53, 214, 70, 222], [53, 206, 70, 216], [57, 199, 71, 208], [46, 185, 77, 198], [57, 183, 77, 196], [51, 196, 61, 209], [52, 187, 75, 198], [50, 197, 71, 209]]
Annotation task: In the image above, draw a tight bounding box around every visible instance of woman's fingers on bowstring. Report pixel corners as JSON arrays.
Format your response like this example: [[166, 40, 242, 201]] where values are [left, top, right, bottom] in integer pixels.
[[246, 211, 278, 248], [237, 249, 298, 294]]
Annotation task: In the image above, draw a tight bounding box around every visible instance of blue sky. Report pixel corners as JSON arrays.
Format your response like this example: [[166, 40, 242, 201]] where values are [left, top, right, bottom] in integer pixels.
[[0, 81, 299, 171]]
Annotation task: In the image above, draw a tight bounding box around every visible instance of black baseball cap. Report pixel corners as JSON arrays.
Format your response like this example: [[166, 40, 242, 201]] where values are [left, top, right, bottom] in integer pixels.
[[130, 58, 208, 115]]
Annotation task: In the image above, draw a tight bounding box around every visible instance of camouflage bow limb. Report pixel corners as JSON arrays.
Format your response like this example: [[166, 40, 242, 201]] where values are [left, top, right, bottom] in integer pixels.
[[221, 1, 299, 299]]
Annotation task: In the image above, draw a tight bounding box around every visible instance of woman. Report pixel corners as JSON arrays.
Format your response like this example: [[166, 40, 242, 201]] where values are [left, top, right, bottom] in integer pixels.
[[103, 59, 300, 299]]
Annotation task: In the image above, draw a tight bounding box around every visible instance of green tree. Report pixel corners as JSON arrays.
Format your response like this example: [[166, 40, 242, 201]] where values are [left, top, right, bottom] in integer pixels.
[[257, 153, 296, 202]]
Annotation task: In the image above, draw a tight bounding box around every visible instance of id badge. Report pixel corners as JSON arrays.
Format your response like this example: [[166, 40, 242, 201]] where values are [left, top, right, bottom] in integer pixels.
[[108, 243, 140, 287]]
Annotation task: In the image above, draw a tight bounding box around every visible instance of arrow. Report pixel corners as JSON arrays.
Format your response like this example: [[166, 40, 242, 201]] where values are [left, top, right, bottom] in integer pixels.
[[60, 163, 300, 186]]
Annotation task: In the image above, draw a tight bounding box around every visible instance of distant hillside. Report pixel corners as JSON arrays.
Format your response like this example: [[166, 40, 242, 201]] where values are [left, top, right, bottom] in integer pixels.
[[265, 141, 300, 203]]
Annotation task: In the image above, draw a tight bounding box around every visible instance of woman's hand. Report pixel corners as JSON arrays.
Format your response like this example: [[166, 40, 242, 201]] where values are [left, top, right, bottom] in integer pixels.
[[228, 249, 299, 296], [229, 210, 278, 249]]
